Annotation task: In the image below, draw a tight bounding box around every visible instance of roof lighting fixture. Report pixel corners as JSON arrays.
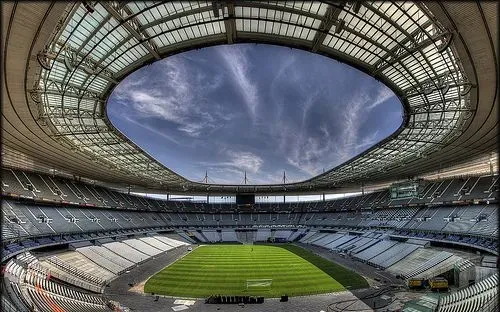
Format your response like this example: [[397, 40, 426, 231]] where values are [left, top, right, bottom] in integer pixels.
[[335, 20, 345, 34]]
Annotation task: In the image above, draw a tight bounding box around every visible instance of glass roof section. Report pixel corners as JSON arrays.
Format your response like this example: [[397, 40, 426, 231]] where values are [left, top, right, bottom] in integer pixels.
[[32, 1, 473, 193]]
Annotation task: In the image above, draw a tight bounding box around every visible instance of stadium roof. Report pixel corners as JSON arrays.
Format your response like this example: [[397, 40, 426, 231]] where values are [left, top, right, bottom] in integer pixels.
[[2, 2, 498, 194]]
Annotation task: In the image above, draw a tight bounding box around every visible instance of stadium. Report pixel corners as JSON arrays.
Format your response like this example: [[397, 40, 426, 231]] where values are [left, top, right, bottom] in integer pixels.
[[1, 1, 498, 312]]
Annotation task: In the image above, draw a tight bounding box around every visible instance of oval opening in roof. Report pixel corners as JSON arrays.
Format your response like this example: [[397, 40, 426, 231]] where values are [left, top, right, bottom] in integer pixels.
[[107, 44, 403, 185]]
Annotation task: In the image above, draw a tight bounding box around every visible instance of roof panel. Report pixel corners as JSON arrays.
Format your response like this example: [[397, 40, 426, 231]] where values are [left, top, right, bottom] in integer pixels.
[[29, 1, 477, 192]]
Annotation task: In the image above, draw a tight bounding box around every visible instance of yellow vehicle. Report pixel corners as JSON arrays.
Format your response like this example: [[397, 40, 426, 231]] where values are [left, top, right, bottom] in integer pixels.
[[429, 277, 449, 291], [408, 278, 425, 288]]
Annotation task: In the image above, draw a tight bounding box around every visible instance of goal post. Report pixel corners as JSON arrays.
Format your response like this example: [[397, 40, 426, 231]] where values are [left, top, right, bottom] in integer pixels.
[[246, 279, 272, 291]]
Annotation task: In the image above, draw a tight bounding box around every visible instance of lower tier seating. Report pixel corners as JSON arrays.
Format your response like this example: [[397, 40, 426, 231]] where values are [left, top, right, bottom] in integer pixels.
[[437, 273, 498, 312]]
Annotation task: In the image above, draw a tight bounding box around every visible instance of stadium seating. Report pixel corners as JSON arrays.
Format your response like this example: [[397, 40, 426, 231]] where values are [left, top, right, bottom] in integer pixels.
[[386, 248, 440, 276], [193, 231, 208, 242], [349, 237, 382, 254], [122, 238, 162, 256], [298, 230, 318, 243], [367, 243, 420, 269], [41, 256, 105, 293], [287, 229, 307, 241], [255, 229, 271, 241], [2, 169, 35, 198], [77, 246, 130, 274], [326, 234, 358, 250], [202, 230, 220, 243], [46, 252, 115, 282], [1, 295, 19, 312], [302, 232, 329, 244], [1, 234, 191, 312], [155, 234, 190, 246], [468, 206, 498, 236], [272, 230, 292, 241], [3, 253, 111, 312], [402, 251, 454, 279], [3, 168, 497, 214], [221, 230, 238, 242], [1, 168, 498, 312], [139, 236, 174, 251], [312, 233, 344, 248], [102, 241, 149, 264], [352, 240, 399, 262], [437, 273, 498, 312]]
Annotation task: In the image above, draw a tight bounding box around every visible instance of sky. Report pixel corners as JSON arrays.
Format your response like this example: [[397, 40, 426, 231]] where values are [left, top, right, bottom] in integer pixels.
[[107, 44, 403, 185]]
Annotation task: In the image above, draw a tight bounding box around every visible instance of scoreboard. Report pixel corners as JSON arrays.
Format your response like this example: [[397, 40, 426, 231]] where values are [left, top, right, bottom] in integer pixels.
[[390, 180, 424, 199], [236, 194, 255, 205]]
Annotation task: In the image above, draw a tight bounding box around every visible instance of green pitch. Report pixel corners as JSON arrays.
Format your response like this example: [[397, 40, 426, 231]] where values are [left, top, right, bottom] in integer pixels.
[[144, 244, 367, 298]]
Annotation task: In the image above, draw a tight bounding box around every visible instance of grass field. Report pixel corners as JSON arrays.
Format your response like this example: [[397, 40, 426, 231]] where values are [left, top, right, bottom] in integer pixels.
[[144, 244, 367, 298]]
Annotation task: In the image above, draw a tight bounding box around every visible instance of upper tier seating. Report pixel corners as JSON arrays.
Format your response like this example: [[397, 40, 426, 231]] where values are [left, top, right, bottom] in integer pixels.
[[3, 168, 497, 214]]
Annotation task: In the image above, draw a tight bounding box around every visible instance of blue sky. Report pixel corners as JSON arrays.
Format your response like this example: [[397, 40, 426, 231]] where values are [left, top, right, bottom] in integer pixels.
[[107, 44, 402, 185]]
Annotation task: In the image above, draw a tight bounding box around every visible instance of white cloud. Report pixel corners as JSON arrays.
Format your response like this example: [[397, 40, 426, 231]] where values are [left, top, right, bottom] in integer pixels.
[[194, 166, 244, 184], [226, 150, 264, 174], [196, 149, 264, 176], [353, 130, 380, 152], [286, 134, 333, 176], [284, 85, 393, 176], [336, 92, 368, 162], [109, 45, 400, 184], [270, 54, 297, 123], [300, 90, 320, 128], [113, 57, 224, 139], [196, 152, 265, 184], [118, 114, 181, 146], [366, 86, 395, 110], [217, 46, 260, 121], [199, 165, 309, 185], [112, 76, 147, 100], [248, 169, 305, 185], [334, 86, 395, 162]]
